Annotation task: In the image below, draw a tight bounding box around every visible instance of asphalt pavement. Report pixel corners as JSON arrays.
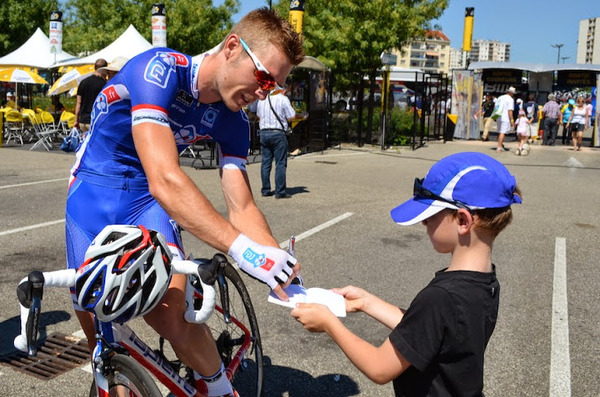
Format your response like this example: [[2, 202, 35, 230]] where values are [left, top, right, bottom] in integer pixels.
[[1, 136, 599, 396]]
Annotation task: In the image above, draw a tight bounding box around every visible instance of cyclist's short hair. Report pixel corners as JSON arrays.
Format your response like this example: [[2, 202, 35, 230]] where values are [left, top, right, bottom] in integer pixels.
[[228, 7, 304, 66]]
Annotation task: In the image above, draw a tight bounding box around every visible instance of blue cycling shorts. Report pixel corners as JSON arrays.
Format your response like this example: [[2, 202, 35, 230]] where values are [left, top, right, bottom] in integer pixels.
[[65, 174, 185, 310]]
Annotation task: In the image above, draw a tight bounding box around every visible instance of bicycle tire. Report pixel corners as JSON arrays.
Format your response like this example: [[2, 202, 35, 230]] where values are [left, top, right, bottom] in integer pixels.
[[202, 263, 264, 397], [88, 354, 163, 397]]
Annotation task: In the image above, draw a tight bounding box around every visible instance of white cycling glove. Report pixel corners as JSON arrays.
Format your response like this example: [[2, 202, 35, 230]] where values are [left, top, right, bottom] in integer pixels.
[[228, 234, 297, 289]]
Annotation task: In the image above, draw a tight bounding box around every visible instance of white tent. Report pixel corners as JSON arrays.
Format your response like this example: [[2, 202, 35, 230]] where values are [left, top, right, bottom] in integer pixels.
[[296, 56, 328, 71], [54, 25, 152, 67], [0, 28, 78, 69]]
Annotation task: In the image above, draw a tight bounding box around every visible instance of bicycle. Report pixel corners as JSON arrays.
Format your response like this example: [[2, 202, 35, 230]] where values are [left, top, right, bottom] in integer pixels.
[[14, 252, 264, 397]]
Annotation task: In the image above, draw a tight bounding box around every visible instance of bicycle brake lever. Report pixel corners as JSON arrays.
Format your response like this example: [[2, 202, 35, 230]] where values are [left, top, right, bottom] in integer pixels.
[[26, 271, 44, 356]]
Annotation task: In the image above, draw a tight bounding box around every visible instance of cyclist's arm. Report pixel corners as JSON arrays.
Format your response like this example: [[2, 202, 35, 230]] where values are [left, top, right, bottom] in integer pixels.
[[133, 122, 239, 253], [220, 166, 277, 247], [220, 166, 302, 297], [291, 304, 410, 383]]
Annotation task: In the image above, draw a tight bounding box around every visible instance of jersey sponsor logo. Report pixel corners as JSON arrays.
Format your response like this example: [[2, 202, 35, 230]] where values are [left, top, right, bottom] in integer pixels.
[[93, 85, 124, 117], [175, 90, 194, 107], [242, 248, 275, 271], [201, 108, 219, 128], [144, 52, 177, 89], [166, 52, 189, 67], [133, 114, 170, 125]]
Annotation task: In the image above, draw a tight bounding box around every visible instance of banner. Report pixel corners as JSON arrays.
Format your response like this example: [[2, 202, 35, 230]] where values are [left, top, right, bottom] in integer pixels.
[[556, 71, 596, 88], [462, 8, 474, 52], [289, 0, 305, 36], [49, 11, 63, 55], [152, 4, 167, 47]]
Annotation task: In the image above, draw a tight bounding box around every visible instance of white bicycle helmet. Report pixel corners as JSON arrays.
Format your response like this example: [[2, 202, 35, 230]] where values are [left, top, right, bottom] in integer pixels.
[[75, 225, 173, 323]]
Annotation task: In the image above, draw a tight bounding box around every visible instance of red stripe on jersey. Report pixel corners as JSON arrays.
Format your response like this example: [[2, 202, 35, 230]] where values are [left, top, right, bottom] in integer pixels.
[[132, 104, 168, 113]]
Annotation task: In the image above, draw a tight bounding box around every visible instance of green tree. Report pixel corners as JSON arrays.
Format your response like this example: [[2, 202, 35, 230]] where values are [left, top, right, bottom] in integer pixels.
[[62, 0, 238, 56], [275, 0, 447, 142], [0, 0, 59, 55]]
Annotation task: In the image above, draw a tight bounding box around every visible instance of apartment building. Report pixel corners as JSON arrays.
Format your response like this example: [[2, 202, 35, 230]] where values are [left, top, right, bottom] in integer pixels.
[[470, 39, 511, 62], [449, 47, 464, 70], [392, 30, 451, 74], [577, 17, 600, 64]]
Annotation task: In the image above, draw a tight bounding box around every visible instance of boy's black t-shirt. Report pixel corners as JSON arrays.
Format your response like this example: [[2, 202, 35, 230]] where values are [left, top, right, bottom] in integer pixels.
[[389, 268, 500, 397]]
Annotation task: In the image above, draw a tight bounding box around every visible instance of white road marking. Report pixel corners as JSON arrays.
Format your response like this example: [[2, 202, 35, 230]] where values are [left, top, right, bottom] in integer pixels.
[[294, 151, 368, 160], [0, 219, 65, 237], [0, 178, 68, 190], [550, 237, 571, 397], [563, 157, 584, 168], [279, 212, 354, 250]]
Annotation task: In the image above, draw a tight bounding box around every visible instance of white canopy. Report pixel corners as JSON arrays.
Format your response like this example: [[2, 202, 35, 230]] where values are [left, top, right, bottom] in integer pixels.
[[296, 56, 328, 71], [54, 25, 152, 67], [468, 61, 600, 73], [0, 28, 78, 69]]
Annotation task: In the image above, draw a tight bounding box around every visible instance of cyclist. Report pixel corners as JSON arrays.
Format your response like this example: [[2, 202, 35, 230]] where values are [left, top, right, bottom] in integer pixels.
[[65, 8, 303, 396]]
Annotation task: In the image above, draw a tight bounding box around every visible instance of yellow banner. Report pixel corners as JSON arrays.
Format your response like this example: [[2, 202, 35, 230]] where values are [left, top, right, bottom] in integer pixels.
[[289, 10, 304, 36], [462, 8, 474, 52]]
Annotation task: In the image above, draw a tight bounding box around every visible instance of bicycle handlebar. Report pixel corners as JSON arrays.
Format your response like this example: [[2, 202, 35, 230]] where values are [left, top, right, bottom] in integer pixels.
[[14, 256, 224, 356]]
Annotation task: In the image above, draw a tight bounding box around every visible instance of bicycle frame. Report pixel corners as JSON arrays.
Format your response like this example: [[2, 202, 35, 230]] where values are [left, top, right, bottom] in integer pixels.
[[91, 289, 254, 397]]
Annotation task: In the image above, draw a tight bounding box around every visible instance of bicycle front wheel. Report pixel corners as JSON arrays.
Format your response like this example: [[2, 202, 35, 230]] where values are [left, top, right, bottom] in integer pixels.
[[201, 263, 264, 397], [89, 354, 162, 397]]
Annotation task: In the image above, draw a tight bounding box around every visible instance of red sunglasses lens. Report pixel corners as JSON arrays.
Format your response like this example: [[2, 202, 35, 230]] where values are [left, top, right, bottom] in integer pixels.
[[254, 70, 277, 90]]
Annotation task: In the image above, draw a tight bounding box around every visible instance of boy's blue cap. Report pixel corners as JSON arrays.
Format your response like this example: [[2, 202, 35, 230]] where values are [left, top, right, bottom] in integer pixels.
[[391, 152, 521, 225], [568, 99, 575, 105]]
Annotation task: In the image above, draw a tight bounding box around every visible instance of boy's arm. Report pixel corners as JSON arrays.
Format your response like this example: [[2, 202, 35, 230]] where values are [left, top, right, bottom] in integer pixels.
[[333, 286, 405, 329], [291, 303, 410, 384], [360, 293, 405, 329]]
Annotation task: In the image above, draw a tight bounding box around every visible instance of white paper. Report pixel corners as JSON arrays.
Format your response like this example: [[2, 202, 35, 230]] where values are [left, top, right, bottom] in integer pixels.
[[268, 284, 346, 317]]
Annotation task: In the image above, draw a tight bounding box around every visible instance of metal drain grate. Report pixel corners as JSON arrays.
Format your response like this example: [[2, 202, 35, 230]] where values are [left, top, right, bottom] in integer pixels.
[[1, 333, 90, 380]]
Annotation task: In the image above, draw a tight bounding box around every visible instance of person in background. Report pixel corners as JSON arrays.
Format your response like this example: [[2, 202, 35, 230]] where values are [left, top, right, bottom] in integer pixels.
[[3, 92, 17, 109], [560, 99, 575, 145], [74, 58, 107, 135], [585, 97, 593, 130], [523, 93, 539, 144], [254, 86, 301, 199], [96, 56, 129, 81], [478, 93, 495, 142], [514, 110, 530, 155], [292, 152, 521, 396], [566, 97, 589, 151], [495, 87, 516, 152], [542, 93, 561, 146]]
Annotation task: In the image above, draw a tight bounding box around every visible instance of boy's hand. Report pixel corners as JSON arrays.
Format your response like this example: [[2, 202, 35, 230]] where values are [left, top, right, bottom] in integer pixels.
[[291, 303, 336, 333], [332, 285, 368, 313]]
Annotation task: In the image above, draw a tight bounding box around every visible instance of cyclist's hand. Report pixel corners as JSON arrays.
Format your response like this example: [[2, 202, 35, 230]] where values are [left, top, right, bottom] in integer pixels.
[[291, 303, 338, 333], [229, 234, 297, 294], [332, 285, 368, 313]]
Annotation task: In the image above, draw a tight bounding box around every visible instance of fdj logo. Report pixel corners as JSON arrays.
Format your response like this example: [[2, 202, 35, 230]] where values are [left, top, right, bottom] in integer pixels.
[[144, 52, 176, 89], [242, 248, 275, 271]]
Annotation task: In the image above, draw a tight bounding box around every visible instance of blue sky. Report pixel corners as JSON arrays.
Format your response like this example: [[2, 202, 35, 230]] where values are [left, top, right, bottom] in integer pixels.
[[225, 0, 600, 64]]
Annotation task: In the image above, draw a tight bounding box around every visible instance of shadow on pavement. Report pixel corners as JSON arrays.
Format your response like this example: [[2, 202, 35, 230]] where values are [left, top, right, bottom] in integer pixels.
[[262, 357, 361, 396]]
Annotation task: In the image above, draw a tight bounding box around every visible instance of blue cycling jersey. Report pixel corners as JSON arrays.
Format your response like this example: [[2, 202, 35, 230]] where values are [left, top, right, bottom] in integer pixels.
[[71, 47, 250, 182], [65, 47, 251, 276]]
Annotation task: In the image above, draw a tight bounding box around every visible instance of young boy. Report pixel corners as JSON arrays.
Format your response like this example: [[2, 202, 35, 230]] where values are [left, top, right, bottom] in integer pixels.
[[291, 152, 522, 396]]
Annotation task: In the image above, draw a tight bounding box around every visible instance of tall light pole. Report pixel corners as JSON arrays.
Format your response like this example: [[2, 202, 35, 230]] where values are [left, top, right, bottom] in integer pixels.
[[551, 43, 564, 64], [561, 56, 570, 64]]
